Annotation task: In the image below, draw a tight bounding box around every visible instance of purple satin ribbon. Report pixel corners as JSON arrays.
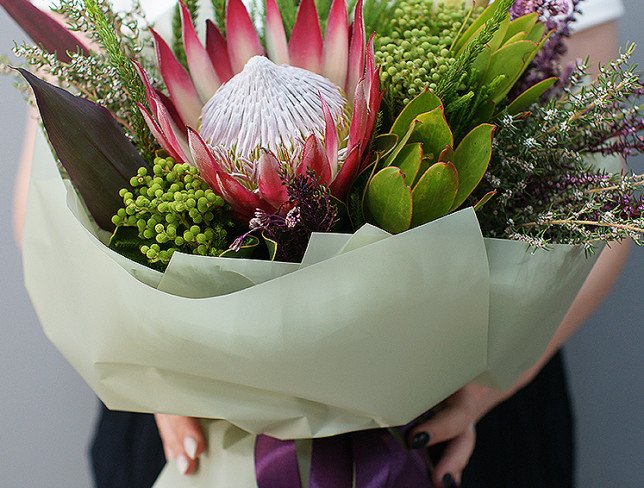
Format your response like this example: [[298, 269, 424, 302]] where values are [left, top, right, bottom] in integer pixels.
[[353, 430, 431, 488], [255, 429, 431, 488], [255, 434, 302, 488], [309, 435, 353, 488]]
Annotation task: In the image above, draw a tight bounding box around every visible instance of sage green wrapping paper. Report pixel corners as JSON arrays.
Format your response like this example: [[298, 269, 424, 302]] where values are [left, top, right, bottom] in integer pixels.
[[476, 238, 601, 389], [23, 130, 490, 438], [23, 129, 607, 488]]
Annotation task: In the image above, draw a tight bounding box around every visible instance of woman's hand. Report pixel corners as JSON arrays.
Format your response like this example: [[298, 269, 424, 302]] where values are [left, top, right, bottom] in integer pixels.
[[155, 414, 207, 475], [408, 384, 510, 488], [409, 236, 631, 487]]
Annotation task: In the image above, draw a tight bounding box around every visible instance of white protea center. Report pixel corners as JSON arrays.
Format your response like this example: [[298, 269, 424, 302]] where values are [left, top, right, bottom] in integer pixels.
[[199, 56, 348, 159]]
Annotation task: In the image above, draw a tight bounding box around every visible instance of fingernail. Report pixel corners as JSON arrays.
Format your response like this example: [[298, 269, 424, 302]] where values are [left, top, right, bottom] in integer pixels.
[[176, 454, 189, 475], [184, 436, 198, 460], [410, 431, 430, 449], [443, 473, 458, 488]]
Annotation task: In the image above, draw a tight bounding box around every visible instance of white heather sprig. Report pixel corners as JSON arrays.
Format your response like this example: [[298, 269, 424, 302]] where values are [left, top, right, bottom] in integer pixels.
[[8, 0, 160, 147], [477, 45, 644, 246]]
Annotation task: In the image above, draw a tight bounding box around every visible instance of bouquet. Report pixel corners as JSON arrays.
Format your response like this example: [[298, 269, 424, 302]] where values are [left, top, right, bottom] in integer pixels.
[[2, 0, 642, 486]]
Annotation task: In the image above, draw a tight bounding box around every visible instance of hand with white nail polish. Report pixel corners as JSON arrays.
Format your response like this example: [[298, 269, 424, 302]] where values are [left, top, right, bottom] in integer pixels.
[[155, 414, 207, 476]]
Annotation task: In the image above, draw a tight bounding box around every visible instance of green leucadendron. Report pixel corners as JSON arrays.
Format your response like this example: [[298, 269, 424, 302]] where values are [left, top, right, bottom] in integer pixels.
[[364, 90, 494, 234]]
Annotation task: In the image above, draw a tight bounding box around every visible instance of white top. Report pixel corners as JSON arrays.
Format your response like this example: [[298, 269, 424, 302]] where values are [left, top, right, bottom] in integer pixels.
[[34, 0, 625, 32], [573, 0, 625, 31], [33, 0, 176, 20]]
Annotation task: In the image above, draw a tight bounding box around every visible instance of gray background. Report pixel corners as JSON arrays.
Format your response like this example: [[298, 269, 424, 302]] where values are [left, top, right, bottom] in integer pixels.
[[0, 2, 641, 487]]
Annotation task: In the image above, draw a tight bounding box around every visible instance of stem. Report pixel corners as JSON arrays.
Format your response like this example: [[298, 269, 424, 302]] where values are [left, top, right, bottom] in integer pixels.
[[565, 79, 629, 125], [586, 178, 644, 194], [521, 219, 644, 233]]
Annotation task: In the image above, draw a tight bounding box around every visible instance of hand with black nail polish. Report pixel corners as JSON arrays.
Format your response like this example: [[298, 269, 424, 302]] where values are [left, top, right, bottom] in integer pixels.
[[443, 473, 458, 488], [410, 431, 430, 449], [407, 383, 512, 488]]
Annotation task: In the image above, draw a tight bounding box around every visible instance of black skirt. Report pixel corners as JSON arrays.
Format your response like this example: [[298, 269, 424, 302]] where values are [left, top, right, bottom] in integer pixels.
[[90, 406, 166, 488], [90, 352, 573, 488], [462, 351, 574, 488]]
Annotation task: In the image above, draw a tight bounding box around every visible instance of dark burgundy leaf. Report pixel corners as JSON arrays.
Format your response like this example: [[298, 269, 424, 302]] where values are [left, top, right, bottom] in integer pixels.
[[1, 0, 89, 63], [18, 68, 148, 231]]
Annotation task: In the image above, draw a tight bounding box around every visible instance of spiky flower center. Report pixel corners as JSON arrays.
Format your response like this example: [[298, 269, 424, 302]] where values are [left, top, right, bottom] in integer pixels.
[[199, 56, 347, 161]]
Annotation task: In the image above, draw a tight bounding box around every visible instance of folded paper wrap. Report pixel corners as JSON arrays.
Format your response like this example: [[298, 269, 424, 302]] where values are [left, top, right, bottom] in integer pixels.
[[22, 130, 601, 486]]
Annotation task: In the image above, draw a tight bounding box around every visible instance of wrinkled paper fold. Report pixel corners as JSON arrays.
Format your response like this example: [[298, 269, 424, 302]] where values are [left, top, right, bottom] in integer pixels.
[[24, 130, 491, 437], [23, 130, 601, 487]]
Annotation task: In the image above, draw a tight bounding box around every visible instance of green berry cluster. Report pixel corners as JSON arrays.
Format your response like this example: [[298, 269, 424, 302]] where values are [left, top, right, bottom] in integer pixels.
[[111, 156, 234, 267], [375, 0, 481, 111]]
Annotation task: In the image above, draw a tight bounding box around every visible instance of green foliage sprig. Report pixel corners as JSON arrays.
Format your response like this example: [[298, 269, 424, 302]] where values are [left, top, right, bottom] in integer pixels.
[[82, 0, 155, 157], [435, 0, 515, 103], [9, 0, 159, 155], [375, 0, 479, 113], [211, 0, 227, 34], [111, 156, 235, 268], [10, 0, 160, 156]]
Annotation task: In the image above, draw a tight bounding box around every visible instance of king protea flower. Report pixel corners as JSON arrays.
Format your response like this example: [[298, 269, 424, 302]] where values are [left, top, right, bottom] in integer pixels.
[[135, 0, 381, 220]]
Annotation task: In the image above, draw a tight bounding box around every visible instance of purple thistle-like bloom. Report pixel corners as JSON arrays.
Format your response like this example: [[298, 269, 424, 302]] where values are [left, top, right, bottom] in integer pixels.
[[231, 169, 339, 262]]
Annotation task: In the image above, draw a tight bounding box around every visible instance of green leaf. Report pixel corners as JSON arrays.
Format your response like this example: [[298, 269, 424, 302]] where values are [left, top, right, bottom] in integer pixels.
[[356, 158, 381, 228], [473, 190, 497, 211], [451, 123, 495, 211], [482, 40, 540, 104], [472, 45, 492, 82], [390, 90, 442, 140], [438, 145, 454, 163], [503, 13, 538, 44], [391, 143, 423, 187], [263, 234, 279, 261], [503, 31, 528, 45], [411, 162, 458, 226], [472, 100, 497, 128], [365, 167, 413, 234], [18, 69, 148, 231], [526, 22, 546, 43], [372, 133, 399, 157], [504, 77, 558, 115], [385, 119, 419, 167], [454, 0, 506, 54], [487, 15, 510, 52], [410, 106, 454, 165]]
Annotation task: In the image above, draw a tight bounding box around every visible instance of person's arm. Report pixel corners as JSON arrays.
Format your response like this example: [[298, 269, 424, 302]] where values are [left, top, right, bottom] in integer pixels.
[[408, 20, 631, 488], [9, 2, 209, 476], [13, 108, 37, 247], [408, 240, 630, 486]]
